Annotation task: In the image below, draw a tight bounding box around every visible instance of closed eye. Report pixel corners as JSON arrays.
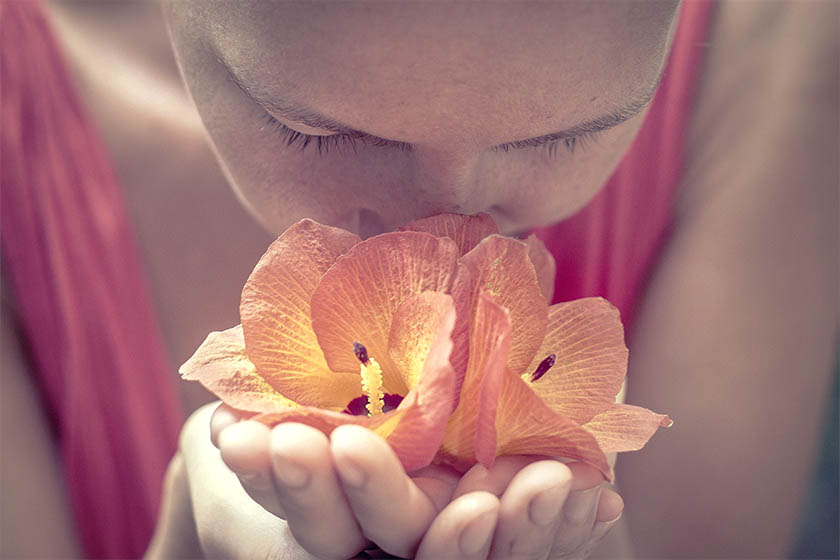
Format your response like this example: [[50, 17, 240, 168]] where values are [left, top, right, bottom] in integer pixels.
[[258, 113, 600, 159]]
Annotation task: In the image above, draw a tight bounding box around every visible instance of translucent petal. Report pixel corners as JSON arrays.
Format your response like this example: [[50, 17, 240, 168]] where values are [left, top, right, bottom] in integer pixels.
[[311, 231, 459, 395], [522, 298, 627, 424], [179, 325, 299, 413], [240, 219, 362, 408]]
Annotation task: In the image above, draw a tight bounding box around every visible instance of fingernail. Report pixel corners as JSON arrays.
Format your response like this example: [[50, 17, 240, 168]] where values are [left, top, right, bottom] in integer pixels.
[[271, 456, 309, 489], [459, 510, 497, 555], [529, 484, 566, 526], [591, 512, 622, 541], [564, 485, 602, 524], [334, 454, 367, 488]]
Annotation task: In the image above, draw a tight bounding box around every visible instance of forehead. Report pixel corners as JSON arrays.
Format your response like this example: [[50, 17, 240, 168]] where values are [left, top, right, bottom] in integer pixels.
[[186, 1, 678, 146]]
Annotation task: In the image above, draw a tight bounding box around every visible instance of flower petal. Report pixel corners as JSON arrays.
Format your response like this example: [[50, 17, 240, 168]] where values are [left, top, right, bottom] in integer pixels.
[[179, 325, 299, 413], [493, 371, 612, 480], [382, 294, 458, 470], [582, 404, 673, 453], [240, 219, 362, 408], [522, 297, 627, 424], [452, 235, 548, 375], [438, 291, 510, 471], [525, 234, 556, 303], [399, 212, 499, 256], [255, 302, 457, 472], [311, 231, 459, 395], [388, 291, 455, 392]]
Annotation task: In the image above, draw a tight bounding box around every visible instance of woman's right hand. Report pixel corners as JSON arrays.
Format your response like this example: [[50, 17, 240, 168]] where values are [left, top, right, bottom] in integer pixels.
[[146, 401, 319, 560], [211, 404, 625, 560]]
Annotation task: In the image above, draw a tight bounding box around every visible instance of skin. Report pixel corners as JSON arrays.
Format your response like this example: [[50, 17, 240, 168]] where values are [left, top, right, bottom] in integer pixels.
[[162, 0, 678, 238], [154, 1, 680, 558], [153, 1, 839, 559]]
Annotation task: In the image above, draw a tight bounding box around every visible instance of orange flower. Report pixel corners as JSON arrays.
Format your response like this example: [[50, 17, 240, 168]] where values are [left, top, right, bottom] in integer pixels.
[[180, 219, 462, 471], [181, 213, 671, 476], [420, 222, 672, 480]]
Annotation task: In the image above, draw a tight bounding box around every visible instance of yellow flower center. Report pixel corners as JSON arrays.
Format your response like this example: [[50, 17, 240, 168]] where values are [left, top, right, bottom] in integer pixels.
[[354, 341, 385, 416], [360, 356, 385, 415]]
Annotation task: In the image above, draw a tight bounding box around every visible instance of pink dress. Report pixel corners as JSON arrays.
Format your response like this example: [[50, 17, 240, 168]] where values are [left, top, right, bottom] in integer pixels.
[[0, 1, 714, 557]]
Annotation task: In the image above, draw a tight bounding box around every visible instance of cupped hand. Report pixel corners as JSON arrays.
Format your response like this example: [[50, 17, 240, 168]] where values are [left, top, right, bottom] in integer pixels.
[[213, 403, 624, 560], [157, 401, 318, 560]]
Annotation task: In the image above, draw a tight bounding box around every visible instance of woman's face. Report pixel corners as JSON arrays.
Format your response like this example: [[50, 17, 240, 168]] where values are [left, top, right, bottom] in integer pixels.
[[164, 1, 679, 237]]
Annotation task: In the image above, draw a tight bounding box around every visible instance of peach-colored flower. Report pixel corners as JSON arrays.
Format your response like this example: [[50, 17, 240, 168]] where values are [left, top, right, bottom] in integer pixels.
[[181, 213, 671, 477], [417, 221, 672, 480], [180, 219, 461, 471]]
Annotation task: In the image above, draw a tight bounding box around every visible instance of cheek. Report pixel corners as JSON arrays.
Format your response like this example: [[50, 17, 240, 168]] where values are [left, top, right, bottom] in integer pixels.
[[496, 114, 647, 231]]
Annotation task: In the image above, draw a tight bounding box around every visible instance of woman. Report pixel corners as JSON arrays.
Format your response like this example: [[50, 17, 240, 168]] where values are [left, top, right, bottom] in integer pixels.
[[1, 0, 836, 558]]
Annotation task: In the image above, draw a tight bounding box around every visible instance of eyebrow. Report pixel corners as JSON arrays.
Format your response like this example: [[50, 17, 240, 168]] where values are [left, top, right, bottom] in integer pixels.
[[221, 58, 658, 152]]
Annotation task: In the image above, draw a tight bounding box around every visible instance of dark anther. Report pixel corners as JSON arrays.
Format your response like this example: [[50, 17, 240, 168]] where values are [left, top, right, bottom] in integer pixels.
[[343, 395, 369, 416], [353, 341, 370, 365], [382, 393, 404, 412], [530, 353, 556, 382], [342, 393, 405, 416]]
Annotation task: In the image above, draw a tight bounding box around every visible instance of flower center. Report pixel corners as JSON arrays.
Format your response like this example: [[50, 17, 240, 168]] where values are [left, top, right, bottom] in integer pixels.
[[353, 341, 386, 415], [530, 353, 556, 382]]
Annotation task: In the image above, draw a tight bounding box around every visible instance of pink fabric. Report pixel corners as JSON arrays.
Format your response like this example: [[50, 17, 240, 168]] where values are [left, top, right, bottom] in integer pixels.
[[0, 0, 713, 557], [531, 0, 715, 335], [0, 1, 184, 558]]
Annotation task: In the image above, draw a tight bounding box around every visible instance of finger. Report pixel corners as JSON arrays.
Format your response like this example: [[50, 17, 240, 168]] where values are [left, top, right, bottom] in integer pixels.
[[416, 491, 500, 560], [271, 422, 367, 560], [410, 463, 462, 513], [180, 403, 306, 560], [453, 456, 543, 500], [551, 462, 604, 557], [588, 489, 624, 544], [595, 488, 623, 523], [488, 460, 573, 560], [210, 402, 246, 448], [330, 424, 441, 558], [217, 420, 286, 519]]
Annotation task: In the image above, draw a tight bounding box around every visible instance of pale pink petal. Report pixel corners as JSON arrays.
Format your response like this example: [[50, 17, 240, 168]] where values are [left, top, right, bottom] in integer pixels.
[[452, 235, 548, 376], [310, 231, 459, 395], [388, 291, 456, 392], [494, 372, 612, 480], [582, 404, 673, 453], [256, 301, 457, 472], [240, 219, 361, 408], [382, 295, 458, 470], [525, 234, 556, 303], [439, 292, 510, 471], [399, 212, 499, 256], [179, 325, 299, 413], [522, 297, 627, 424]]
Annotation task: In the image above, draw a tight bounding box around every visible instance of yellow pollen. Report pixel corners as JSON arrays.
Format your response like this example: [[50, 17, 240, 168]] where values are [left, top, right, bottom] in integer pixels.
[[360, 356, 385, 415]]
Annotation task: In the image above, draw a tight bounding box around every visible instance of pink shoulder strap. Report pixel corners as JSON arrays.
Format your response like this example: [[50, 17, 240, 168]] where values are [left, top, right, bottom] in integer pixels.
[[1, 1, 183, 557], [531, 0, 716, 335]]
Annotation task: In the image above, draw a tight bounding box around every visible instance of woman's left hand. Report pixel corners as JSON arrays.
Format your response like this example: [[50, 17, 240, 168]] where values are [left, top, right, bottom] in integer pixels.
[[213, 403, 624, 559]]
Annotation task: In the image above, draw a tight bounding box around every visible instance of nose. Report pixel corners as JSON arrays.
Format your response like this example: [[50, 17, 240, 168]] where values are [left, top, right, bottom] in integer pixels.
[[405, 145, 487, 215]]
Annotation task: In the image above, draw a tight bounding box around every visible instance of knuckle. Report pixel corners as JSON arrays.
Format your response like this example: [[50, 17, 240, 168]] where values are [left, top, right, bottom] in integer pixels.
[[550, 539, 589, 560], [510, 540, 552, 560], [179, 401, 220, 454]]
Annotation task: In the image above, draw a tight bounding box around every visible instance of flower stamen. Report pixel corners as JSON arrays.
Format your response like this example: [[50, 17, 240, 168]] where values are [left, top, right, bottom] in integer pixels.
[[353, 341, 384, 415], [530, 353, 556, 382]]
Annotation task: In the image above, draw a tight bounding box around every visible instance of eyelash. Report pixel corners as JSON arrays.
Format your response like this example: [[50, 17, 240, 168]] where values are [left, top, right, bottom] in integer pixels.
[[258, 113, 599, 159]]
